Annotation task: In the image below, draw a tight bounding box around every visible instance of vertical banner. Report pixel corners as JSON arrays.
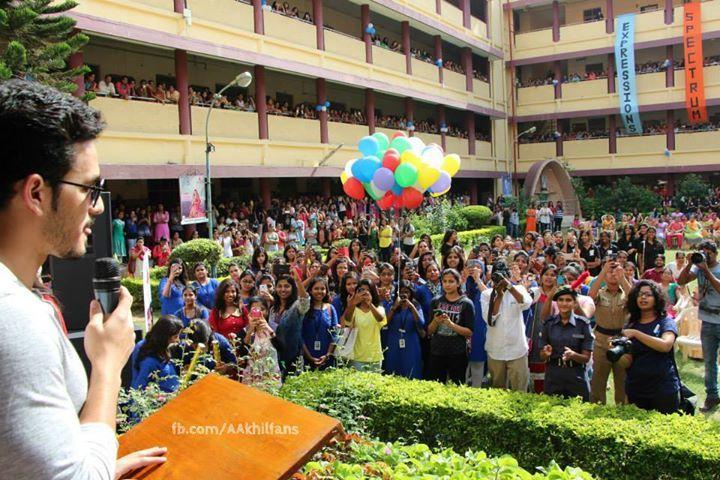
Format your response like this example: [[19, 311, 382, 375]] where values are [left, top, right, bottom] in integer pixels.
[[142, 253, 153, 333], [683, 2, 708, 124], [179, 175, 207, 225], [615, 14, 643, 135], [502, 174, 512, 196]]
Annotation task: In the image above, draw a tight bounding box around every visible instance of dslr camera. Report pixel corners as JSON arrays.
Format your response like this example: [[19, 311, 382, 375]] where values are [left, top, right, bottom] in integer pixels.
[[690, 251, 706, 265], [606, 337, 633, 363], [491, 269, 508, 285]]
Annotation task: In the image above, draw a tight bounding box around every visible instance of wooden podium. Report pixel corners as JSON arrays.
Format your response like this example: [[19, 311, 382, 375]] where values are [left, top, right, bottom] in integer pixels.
[[118, 374, 343, 479]]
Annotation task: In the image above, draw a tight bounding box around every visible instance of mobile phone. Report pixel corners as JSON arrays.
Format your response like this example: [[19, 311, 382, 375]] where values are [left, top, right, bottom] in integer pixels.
[[250, 306, 263, 319], [272, 263, 290, 277], [433, 309, 443, 317], [259, 284, 268, 293], [467, 259, 483, 268]]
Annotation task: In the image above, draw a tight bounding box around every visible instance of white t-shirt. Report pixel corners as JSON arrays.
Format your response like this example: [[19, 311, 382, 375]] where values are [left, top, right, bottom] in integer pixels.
[[481, 285, 533, 361]]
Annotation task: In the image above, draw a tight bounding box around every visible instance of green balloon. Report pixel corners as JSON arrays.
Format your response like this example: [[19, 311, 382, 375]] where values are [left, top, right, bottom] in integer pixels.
[[390, 136, 412, 155], [372, 132, 390, 152], [364, 182, 382, 201], [394, 162, 418, 188]]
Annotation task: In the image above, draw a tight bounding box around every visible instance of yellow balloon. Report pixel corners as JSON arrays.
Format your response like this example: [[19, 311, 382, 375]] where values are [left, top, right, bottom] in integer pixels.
[[441, 154, 461, 177], [340, 171, 349, 184], [417, 164, 441, 190], [431, 186, 451, 197], [401, 150, 423, 169]]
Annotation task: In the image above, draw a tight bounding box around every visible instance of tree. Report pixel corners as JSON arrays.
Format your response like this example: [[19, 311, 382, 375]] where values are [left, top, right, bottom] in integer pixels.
[[677, 173, 711, 202], [0, 1, 89, 95]]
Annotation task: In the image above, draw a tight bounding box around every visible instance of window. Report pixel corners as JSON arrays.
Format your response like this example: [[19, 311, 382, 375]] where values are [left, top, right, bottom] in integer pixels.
[[275, 92, 293, 106], [585, 63, 604, 75], [588, 118, 606, 132], [640, 4, 658, 13], [156, 74, 176, 87], [583, 8, 602, 22]]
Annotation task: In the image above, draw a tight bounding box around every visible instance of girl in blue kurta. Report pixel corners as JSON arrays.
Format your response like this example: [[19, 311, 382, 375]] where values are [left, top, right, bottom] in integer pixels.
[[384, 280, 425, 379], [191, 261, 219, 310], [131, 315, 184, 392], [465, 270, 488, 387], [158, 258, 187, 315], [331, 271, 359, 324], [174, 285, 209, 327], [302, 277, 338, 370]]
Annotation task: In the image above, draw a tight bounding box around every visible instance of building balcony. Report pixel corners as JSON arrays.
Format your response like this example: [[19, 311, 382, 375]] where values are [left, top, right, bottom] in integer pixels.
[[90, 96, 496, 177], [517, 131, 720, 174], [72, 0, 500, 114], [515, 65, 720, 118], [512, 1, 720, 63]]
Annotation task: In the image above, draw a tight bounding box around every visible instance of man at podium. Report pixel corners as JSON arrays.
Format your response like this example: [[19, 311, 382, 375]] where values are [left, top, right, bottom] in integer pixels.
[[0, 80, 166, 478]]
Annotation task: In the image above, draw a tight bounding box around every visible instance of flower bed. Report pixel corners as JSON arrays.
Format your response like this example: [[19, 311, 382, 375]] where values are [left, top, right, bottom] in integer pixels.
[[281, 369, 720, 480]]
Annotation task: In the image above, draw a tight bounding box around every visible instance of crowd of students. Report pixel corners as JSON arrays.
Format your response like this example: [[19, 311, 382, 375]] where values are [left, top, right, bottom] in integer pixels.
[[127, 185, 720, 415]]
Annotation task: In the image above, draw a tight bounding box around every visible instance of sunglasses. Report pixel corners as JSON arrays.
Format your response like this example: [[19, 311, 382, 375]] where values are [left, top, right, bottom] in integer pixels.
[[58, 178, 105, 207]]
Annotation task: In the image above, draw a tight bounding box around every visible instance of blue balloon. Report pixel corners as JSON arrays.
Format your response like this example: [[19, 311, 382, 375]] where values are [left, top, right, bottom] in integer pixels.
[[315, 105, 322, 112], [324, 101, 331, 108], [352, 156, 381, 183], [391, 182, 403, 196], [358, 135, 379, 157], [664, 149, 671, 157]]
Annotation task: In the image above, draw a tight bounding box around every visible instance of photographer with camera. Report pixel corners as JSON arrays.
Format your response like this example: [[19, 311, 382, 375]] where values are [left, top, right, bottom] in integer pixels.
[[587, 256, 632, 404], [481, 260, 533, 391], [677, 240, 720, 412], [538, 286, 594, 400], [612, 280, 680, 414]]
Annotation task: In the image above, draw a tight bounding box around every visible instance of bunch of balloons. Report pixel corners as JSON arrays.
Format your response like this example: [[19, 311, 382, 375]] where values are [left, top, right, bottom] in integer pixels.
[[340, 131, 461, 210]]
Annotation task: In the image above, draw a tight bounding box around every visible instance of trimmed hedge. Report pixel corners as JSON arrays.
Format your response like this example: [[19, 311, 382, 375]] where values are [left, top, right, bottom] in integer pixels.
[[122, 276, 160, 314], [459, 205, 493, 228], [429, 226, 506, 251], [280, 370, 720, 480], [169, 239, 222, 276]]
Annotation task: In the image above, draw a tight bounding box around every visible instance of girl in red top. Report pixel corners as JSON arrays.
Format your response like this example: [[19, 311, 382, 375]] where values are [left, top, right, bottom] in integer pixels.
[[209, 279, 249, 338]]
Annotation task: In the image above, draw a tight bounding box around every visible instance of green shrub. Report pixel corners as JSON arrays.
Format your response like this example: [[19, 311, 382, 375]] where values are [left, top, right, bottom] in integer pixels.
[[281, 370, 720, 480], [121, 276, 160, 314], [409, 199, 468, 235], [428, 226, 506, 250], [303, 438, 593, 479], [168, 239, 222, 277], [332, 238, 352, 248], [217, 255, 251, 276], [459, 205, 493, 228]]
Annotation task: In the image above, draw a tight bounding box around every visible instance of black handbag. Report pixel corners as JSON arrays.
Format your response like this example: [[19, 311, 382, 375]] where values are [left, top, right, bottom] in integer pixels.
[[671, 349, 696, 415]]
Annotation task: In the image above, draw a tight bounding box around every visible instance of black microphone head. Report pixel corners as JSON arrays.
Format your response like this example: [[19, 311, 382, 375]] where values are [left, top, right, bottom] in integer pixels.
[[94, 257, 120, 279]]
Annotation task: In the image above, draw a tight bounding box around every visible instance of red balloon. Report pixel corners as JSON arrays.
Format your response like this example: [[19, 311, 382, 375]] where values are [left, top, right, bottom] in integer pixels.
[[377, 192, 394, 210], [402, 188, 424, 209], [382, 149, 401, 172], [391, 131, 407, 139], [343, 177, 365, 200], [392, 194, 404, 209]]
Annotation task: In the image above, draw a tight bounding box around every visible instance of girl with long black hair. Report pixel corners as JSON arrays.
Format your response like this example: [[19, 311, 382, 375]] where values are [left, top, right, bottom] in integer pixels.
[[130, 315, 184, 392]]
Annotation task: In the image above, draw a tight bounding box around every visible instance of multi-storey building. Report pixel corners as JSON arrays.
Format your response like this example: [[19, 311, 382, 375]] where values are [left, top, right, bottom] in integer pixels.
[[67, 0, 719, 206]]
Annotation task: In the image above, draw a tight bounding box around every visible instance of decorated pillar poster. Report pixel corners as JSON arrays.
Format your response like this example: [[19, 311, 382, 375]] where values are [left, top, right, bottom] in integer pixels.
[[615, 14, 642, 135], [179, 175, 208, 225], [683, 1, 708, 124]]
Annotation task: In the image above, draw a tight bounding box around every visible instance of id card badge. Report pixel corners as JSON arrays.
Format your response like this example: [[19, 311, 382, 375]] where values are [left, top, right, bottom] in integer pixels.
[[399, 338, 406, 349], [314, 340, 322, 351]]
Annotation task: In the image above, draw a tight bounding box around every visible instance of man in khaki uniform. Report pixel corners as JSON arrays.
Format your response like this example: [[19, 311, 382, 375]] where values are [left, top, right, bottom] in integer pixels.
[[588, 258, 632, 404]]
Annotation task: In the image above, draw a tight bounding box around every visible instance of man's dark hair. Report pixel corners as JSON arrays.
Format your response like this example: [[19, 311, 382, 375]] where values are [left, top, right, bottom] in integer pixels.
[[0, 79, 105, 210]]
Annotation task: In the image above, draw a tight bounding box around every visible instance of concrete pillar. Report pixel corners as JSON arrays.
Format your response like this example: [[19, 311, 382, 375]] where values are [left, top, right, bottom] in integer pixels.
[[405, 97, 414, 137], [465, 111, 476, 155], [68, 51, 85, 98], [554, 61, 562, 99], [260, 178, 272, 210], [361, 5, 372, 64], [437, 104, 447, 152], [609, 115, 617, 154], [462, 0, 471, 29], [605, 0, 614, 34], [173, 0, 184, 13], [435, 0, 441, 15], [664, 0, 674, 25], [666, 45, 674, 88], [469, 180, 478, 205], [402, 21, 412, 75], [607, 53, 615, 94], [255, 65, 269, 139], [462, 47, 473, 92], [485, 0, 491, 38], [434, 35, 443, 84], [313, 0, 324, 50], [321, 177, 331, 198], [555, 120, 563, 157], [252, 0, 264, 34], [317, 78, 328, 143], [552, 1, 560, 42], [667, 110, 675, 151], [175, 49, 191, 135], [366, 88, 375, 134]]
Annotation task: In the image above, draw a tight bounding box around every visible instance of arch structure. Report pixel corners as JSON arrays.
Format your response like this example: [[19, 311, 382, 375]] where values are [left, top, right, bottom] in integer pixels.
[[523, 159, 582, 223]]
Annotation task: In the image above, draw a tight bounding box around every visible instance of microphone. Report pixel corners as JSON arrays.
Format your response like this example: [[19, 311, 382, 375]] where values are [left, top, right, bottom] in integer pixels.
[[93, 257, 121, 316]]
